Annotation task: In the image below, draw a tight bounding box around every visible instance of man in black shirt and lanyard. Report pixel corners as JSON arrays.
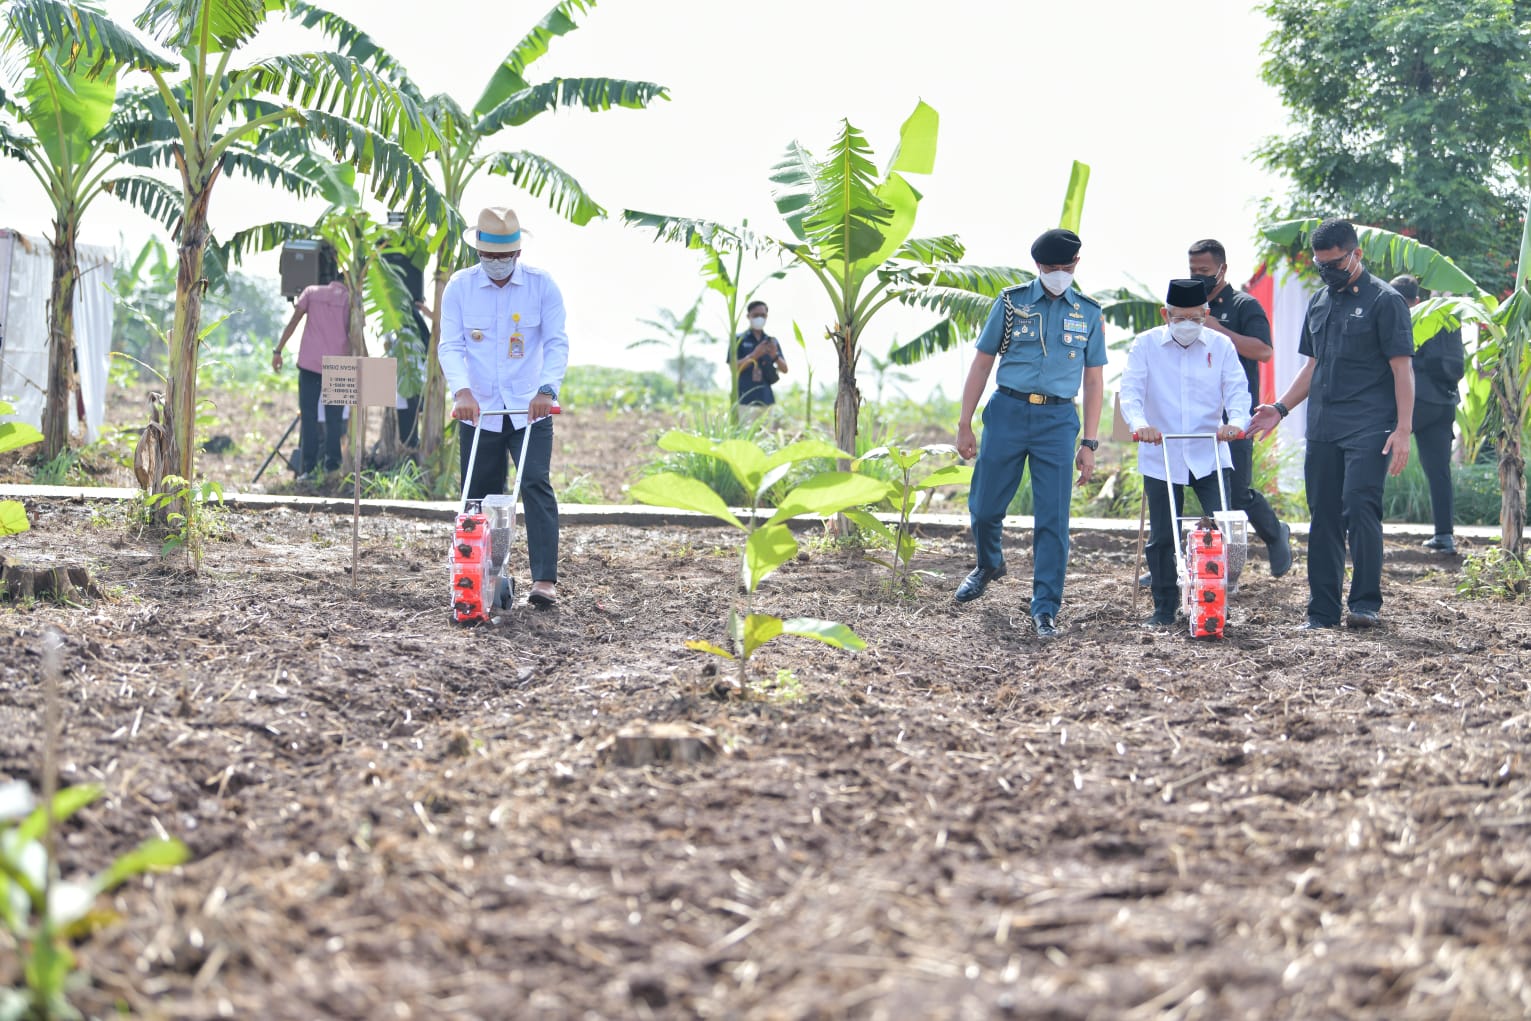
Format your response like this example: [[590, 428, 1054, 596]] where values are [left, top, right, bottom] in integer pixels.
[[1249, 218, 1415, 630], [1189, 238, 1293, 578]]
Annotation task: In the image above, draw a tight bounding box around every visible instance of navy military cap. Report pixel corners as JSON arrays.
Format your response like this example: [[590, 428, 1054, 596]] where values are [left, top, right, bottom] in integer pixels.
[[1166, 278, 1207, 307], [1030, 228, 1082, 264]]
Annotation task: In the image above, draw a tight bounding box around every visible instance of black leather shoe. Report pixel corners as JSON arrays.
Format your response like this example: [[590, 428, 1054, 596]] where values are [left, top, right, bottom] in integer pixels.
[[1345, 609, 1380, 629], [1422, 534, 1457, 554], [955, 565, 1006, 602], [1298, 618, 1339, 631], [1142, 610, 1177, 628], [1269, 523, 1293, 578], [1032, 613, 1058, 638]]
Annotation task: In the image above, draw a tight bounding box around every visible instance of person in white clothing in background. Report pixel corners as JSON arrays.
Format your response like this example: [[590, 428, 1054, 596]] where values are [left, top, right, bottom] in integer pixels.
[[1120, 278, 1251, 627], [438, 206, 569, 609]]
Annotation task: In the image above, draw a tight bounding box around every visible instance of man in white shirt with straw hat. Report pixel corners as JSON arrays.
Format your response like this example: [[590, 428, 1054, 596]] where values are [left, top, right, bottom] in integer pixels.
[[438, 206, 569, 608]]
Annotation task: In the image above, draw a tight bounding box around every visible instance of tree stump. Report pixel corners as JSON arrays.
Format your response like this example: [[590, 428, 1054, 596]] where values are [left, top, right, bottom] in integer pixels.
[[599, 722, 721, 768], [0, 556, 102, 603]]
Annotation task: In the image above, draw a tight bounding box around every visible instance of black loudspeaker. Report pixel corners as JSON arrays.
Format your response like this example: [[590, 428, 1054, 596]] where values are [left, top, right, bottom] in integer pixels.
[[279, 240, 338, 299]]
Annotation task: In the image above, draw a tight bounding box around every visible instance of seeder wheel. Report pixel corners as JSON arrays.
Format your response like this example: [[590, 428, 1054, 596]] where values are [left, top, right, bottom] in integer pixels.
[[495, 575, 515, 611]]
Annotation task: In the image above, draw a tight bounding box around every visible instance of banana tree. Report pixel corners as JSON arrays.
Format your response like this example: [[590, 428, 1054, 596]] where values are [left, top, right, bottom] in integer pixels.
[[1259, 216, 1531, 557], [300, 0, 669, 477], [8, 0, 451, 506], [629, 294, 708, 396], [626, 101, 1031, 459], [0, 5, 181, 459]]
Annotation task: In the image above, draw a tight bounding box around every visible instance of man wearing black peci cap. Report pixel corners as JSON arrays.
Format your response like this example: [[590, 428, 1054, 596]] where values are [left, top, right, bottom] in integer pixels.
[[1121, 279, 1251, 627], [1248, 218, 1415, 630], [954, 227, 1106, 639], [1188, 238, 1293, 578]]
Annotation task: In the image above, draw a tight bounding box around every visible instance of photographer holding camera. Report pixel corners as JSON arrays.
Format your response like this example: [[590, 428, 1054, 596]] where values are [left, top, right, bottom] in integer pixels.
[[732, 300, 787, 414]]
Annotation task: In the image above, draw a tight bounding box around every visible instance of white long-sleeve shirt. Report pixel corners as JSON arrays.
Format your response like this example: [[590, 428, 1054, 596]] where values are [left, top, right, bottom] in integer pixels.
[[438, 262, 569, 432], [1120, 324, 1251, 483]]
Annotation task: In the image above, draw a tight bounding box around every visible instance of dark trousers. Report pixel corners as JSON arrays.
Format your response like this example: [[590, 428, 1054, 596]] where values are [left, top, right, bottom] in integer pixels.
[[457, 417, 558, 583], [396, 395, 421, 448], [1145, 469, 1229, 617], [1414, 401, 1456, 536], [1305, 432, 1390, 624], [967, 396, 1078, 617], [297, 367, 344, 473], [1228, 436, 1285, 546]]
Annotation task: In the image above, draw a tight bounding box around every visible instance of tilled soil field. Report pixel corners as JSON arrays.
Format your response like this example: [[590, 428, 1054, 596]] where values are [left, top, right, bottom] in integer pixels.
[[2, 492, 1528, 1020]]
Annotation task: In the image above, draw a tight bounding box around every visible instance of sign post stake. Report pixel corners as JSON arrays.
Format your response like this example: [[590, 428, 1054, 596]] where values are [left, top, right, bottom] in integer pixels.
[[322, 356, 398, 589]]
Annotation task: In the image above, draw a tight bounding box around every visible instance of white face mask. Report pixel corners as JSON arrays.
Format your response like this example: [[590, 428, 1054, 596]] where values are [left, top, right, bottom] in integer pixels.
[[1038, 270, 1073, 295], [749, 316, 767, 330], [480, 256, 515, 281], [1169, 319, 1203, 345]]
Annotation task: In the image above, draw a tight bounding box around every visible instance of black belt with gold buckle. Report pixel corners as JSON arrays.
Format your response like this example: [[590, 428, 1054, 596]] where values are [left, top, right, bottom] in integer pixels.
[[997, 386, 1068, 405]]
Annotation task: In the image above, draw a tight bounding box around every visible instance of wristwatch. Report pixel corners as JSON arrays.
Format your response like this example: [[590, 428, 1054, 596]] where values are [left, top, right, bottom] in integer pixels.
[[1273, 401, 1290, 419], [537, 384, 558, 399], [1079, 438, 1099, 452]]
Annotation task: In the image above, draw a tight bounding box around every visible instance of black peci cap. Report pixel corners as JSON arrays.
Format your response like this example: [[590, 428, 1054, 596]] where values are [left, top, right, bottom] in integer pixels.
[[1166, 278, 1208, 307], [1031, 228, 1082, 264]]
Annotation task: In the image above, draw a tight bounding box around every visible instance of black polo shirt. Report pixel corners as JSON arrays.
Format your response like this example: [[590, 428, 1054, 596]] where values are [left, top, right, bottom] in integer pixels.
[[1414, 325, 1465, 407], [1208, 286, 1272, 403], [1299, 270, 1414, 443]]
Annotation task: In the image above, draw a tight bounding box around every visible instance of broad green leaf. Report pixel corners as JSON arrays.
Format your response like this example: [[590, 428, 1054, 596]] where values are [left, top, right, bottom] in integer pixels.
[[1058, 160, 1090, 233], [629, 473, 743, 529], [474, 0, 591, 116], [766, 472, 894, 526], [884, 99, 938, 176], [96, 837, 189, 893], [0, 501, 29, 536], [0, 418, 45, 454], [769, 140, 817, 243], [764, 439, 848, 470], [1410, 295, 1498, 347], [841, 508, 893, 541], [684, 639, 734, 660], [895, 531, 918, 566], [22, 48, 117, 172], [483, 149, 604, 225], [1517, 189, 1531, 292], [744, 523, 797, 592], [756, 462, 792, 501], [780, 617, 866, 652], [713, 438, 769, 494], [18, 785, 102, 843], [656, 429, 715, 454], [801, 119, 893, 286], [741, 613, 783, 658], [917, 464, 974, 489]]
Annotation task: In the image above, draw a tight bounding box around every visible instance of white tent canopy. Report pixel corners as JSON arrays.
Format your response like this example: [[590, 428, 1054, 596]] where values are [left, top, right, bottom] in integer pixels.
[[0, 228, 116, 446]]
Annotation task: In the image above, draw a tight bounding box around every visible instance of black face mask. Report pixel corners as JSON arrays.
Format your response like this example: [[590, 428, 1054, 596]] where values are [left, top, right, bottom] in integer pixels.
[[1318, 253, 1354, 291], [1192, 273, 1222, 300]]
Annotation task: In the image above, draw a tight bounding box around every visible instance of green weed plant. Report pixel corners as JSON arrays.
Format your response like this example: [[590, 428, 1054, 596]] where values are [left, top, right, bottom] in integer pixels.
[[629, 431, 886, 688], [139, 475, 225, 572], [849, 443, 972, 590], [0, 402, 44, 536], [1457, 547, 1528, 599], [0, 781, 188, 1021]]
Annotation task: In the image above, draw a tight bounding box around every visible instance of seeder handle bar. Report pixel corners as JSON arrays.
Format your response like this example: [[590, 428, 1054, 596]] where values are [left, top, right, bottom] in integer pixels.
[[458, 404, 562, 516]]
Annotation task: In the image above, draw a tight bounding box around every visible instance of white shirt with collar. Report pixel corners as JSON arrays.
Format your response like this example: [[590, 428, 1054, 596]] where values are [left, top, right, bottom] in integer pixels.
[[1120, 324, 1251, 483], [438, 261, 569, 432]]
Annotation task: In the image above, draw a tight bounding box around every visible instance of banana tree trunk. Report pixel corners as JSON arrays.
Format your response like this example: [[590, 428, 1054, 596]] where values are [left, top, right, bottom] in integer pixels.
[[420, 265, 451, 481], [163, 168, 218, 492], [41, 218, 79, 459], [1497, 339, 1527, 558], [832, 324, 861, 462]]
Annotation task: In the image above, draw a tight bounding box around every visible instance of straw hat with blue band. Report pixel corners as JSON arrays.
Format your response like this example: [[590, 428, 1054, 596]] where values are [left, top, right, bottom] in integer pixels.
[[464, 207, 523, 253]]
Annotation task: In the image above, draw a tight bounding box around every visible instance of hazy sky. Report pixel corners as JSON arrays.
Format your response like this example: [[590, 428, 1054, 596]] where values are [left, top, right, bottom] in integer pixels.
[[0, 0, 1294, 402]]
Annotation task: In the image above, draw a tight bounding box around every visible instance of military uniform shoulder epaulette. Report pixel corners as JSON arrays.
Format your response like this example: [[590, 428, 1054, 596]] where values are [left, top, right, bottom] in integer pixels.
[[1073, 291, 1102, 310]]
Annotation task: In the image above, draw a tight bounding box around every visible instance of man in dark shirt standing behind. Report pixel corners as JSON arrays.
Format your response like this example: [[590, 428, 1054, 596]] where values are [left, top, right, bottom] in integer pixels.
[[1249, 218, 1415, 631], [1188, 238, 1293, 578], [1391, 273, 1466, 555]]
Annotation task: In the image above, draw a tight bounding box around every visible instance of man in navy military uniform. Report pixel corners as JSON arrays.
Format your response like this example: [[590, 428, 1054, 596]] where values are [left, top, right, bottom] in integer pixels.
[[1249, 218, 1414, 630], [955, 228, 1106, 638]]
